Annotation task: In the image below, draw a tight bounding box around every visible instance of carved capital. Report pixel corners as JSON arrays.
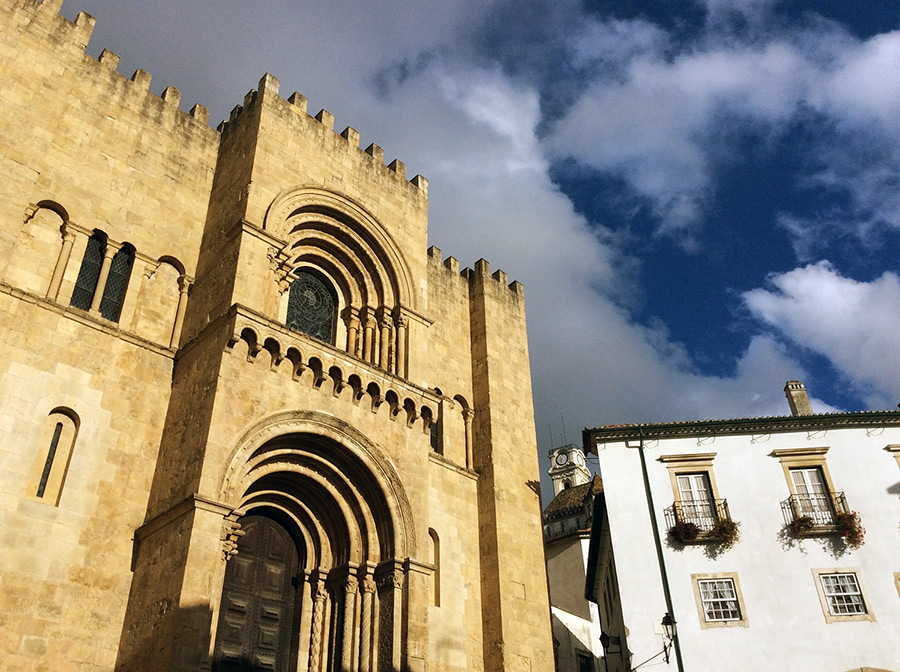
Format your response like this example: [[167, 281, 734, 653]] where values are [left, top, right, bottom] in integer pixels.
[[221, 512, 245, 560], [376, 571, 403, 591]]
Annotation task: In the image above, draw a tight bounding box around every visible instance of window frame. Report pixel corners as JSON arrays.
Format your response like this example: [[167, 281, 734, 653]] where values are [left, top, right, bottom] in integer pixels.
[[98, 244, 135, 322], [28, 408, 79, 506], [770, 447, 836, 497], [69, 231, 105, 311], [690, 573, 748, 629], [659, 453, 724, 532], [770, 447, 845, 529], [811, 568, 874, 623]]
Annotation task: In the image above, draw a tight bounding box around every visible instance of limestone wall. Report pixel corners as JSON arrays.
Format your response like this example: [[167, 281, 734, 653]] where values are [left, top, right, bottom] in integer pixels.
[[0, 2, 554, 671]]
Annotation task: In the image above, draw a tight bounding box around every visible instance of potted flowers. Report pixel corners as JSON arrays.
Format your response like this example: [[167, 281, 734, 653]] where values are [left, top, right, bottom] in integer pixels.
[[834, 511, 866, 550], [712, 518, 741, 550], [788, 515, 815, 538], [670, 520, 701, 543]]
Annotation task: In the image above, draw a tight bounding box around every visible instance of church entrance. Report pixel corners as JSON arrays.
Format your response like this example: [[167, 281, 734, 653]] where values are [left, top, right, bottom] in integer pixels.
[[213, 515, 299, 672]]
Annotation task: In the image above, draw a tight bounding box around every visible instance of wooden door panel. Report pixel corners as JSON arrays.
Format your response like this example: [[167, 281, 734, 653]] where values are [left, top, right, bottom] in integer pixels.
[[213, 516, 298, 672]]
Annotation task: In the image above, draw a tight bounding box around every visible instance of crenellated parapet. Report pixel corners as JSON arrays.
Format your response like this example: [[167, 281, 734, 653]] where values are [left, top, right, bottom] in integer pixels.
[[11, 0, 213, 132], [427, 246, 525, 298], [218, 73, 428, 195]]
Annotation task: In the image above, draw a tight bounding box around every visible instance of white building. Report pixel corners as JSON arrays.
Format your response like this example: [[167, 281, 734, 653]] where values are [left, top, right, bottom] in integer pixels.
[[583, 382, 900, 672], [544, 445, 604, 672]]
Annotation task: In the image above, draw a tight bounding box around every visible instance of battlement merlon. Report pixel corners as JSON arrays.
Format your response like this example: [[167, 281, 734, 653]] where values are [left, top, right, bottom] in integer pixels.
[[432, 254, 525, 298], [34, 0, 95, 50], [219, 73, 427, 197], [12, 0, 215, 132]]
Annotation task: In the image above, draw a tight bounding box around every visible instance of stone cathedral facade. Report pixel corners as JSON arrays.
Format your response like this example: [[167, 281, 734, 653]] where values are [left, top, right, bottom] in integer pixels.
[[0, 2, 554, 671]]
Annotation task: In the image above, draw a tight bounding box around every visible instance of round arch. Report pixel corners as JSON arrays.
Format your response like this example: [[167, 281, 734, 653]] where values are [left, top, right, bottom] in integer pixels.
[[263, 186, 415, 311], [220, 410, 416, 561]]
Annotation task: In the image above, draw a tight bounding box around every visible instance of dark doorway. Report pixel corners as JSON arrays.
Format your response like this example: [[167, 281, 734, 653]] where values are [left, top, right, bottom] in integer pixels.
[[213, 515, 299, 672]]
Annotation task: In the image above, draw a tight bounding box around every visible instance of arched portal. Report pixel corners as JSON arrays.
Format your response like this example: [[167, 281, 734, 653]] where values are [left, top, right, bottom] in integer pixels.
[[216, 416, 416, 672]]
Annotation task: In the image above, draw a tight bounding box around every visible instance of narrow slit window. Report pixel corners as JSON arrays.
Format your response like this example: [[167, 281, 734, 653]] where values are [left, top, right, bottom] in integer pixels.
[[30, 409, 79, 506], [36, 422, 63, 498]]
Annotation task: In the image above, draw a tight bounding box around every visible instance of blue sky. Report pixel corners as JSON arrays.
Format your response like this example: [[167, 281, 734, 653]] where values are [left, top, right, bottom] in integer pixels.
[[58, 1, 900, 471]]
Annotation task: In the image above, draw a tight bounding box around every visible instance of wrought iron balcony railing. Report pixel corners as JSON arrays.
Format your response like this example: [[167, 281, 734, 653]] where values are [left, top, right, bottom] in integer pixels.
[[781, 491, 848, 533], [664, 499, 730, 542]]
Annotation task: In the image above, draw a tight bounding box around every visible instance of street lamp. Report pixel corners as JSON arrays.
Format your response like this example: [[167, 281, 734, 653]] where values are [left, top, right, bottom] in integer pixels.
[[661, 613, 676, 664]]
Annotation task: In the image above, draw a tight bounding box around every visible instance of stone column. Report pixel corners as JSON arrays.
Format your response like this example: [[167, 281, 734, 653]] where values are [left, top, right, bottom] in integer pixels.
[[394, 312, 407, 378], [309, 575, 328, 672], [47, 226, 75, 300], [463, 408, 475, 470], [89, 240, 119, 313], [170, 275, 192, 349], [298, 571, 315, 672], [343, 307, 361, 356], [375, 566, 404, 672], [359, 574, 377, 672], [342, 575, 359, 672], [362, 308, 376, 364], [377, 309, 392, 371]]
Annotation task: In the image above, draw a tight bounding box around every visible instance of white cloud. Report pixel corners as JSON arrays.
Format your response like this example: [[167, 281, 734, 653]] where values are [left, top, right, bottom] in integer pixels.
[[744, 263, 900, 408], [819, 31, 900, 129], [550, 21, 900, 248]]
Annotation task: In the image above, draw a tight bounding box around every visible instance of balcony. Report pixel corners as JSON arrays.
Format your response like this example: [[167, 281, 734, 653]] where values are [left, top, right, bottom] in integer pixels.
[[665, 499, 731, 544], [781, 492, 849, 537]]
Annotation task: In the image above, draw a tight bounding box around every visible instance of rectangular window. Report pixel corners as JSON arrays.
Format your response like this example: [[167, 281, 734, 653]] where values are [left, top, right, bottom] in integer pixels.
[[790, 466, 833, 525], [676, 473, 716, 531], [698, 578, 742, 622], [820, 573, 866, 616], [811, 568, 874, 623]]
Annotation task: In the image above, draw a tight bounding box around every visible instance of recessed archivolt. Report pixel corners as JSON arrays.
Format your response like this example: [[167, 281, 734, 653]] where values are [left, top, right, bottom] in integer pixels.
[[241, 492, 329, 570], [239, 448, 379, 565], [287, 217, 390, 306], [243, 465, 358, 565], [264, 186, 414, 310], [220, 411, 416, 561], [289, 246, 365, 308]]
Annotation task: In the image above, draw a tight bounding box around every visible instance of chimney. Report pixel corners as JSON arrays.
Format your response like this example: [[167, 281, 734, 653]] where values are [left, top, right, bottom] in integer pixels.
[[784, 380, 813, 416]]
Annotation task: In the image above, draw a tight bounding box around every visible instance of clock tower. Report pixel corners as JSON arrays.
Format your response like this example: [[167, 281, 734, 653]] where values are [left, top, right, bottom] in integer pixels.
[[548, 444, 592, 497]]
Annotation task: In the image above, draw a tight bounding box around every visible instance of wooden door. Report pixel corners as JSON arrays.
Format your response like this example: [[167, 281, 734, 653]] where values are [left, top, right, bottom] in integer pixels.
[[213, 515, 298, 672]]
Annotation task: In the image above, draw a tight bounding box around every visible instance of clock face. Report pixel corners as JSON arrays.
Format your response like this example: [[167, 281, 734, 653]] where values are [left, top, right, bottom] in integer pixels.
[[555, 453, 569, 466]]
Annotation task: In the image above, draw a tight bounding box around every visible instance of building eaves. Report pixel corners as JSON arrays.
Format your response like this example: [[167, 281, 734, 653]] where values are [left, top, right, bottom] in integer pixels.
[[583, 410, 900, 450]]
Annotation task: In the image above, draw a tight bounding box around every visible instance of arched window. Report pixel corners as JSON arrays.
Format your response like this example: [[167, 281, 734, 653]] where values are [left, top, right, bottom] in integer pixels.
[[99, 244, 134, 321], [70, 232, 104, 310], [286, 270, 336, 344], [428, 528, 441, 607], [31, 408, 79, 506]]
